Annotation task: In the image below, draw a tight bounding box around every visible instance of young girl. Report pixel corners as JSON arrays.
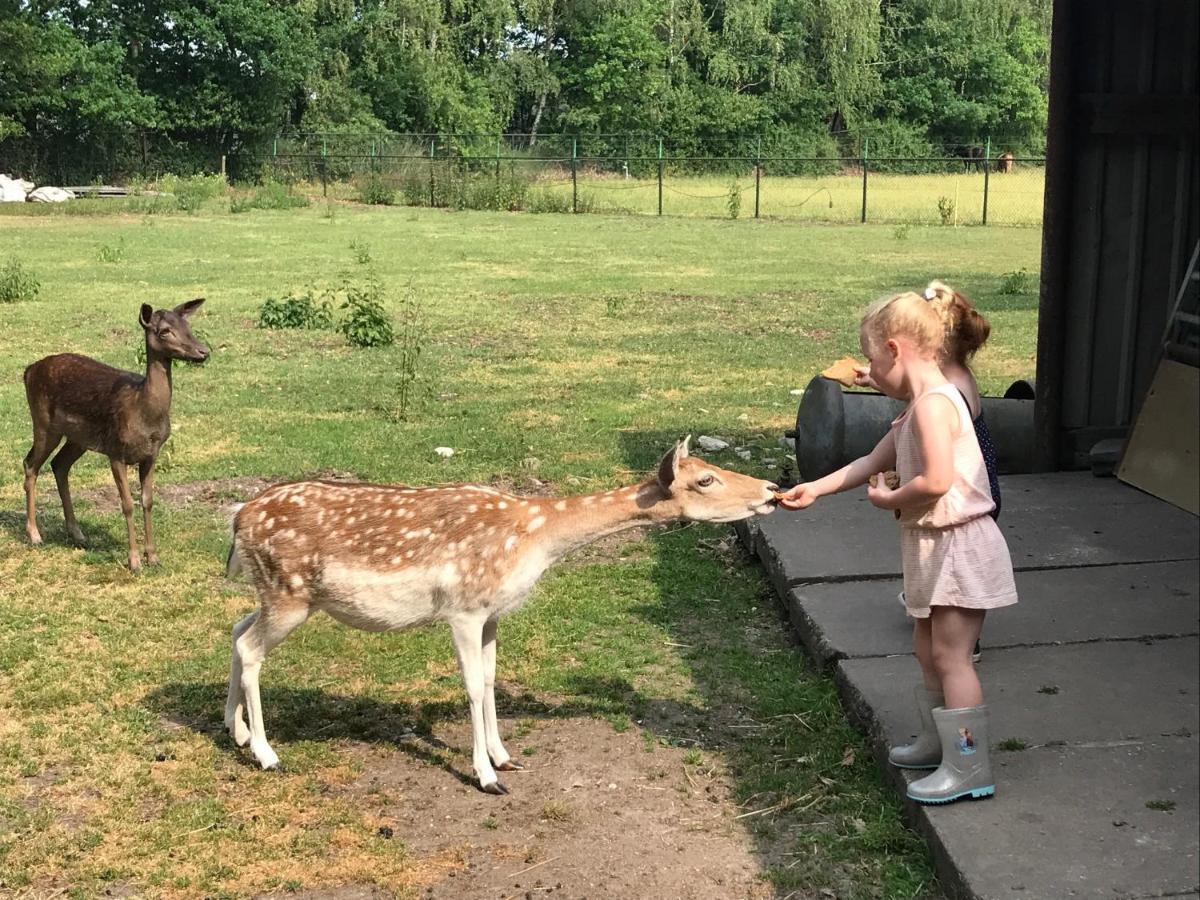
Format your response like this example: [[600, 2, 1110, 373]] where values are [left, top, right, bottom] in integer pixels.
[[856, 281, 1001, 662], [781, 290, 1018, 804]]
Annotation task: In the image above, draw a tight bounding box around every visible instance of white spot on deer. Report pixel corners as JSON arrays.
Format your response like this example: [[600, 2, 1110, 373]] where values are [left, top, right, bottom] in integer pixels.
[[289, 574, 304, 589], [265, 517, 275, 529], [504, 535, 517, 552], [498, 501, 508, 510], [527, 516, 546, 532], [257, 511, 267, 523], [554, 500, 567, 511]]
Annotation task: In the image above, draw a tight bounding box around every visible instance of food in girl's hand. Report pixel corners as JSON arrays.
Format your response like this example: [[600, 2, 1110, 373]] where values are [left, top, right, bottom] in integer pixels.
[[772, 490, 789, 502], [869, 470, 901, 490], [821, 356, 864, 387]]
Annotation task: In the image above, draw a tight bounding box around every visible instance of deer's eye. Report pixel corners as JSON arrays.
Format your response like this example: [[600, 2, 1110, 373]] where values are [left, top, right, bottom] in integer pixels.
[[158, 328, 172, 337], [697, 474, 715, 488]]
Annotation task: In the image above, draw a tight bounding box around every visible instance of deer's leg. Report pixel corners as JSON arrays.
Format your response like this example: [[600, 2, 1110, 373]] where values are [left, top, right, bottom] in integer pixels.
[[225, 610, 259, 747], [138, 458, 159, 566], [23, 431, 62, 545], [482, 617, 522, 772], [449, 615, 504, 794], [237, 600, 310, 770], [109, 460, 141, 571], [51, 441, 87, 545]]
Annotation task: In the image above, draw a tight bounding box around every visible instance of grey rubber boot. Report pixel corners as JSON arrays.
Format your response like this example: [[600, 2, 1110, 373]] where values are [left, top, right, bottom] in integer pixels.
[[907, 705, 995, 804], [888, 685, 944, 770]]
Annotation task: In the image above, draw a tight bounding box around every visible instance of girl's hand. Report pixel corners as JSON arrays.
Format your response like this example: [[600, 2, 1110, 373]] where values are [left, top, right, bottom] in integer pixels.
[[867, 478, 897, 510], [777, 483, 820, 509], [853, 366, 878, 389]]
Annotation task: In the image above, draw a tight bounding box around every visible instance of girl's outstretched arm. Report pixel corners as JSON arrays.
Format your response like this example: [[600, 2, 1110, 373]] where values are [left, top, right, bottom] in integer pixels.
[[779, 430, 896, 509], [868, 393, 956, 511]]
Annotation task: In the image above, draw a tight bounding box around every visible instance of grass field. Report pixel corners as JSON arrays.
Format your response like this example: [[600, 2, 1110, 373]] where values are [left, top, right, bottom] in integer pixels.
[[0, 202, 1041, 898]]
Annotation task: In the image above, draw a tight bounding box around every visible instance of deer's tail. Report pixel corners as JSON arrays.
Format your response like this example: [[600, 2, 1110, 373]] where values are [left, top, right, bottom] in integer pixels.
[[224, 503, 246, 578]]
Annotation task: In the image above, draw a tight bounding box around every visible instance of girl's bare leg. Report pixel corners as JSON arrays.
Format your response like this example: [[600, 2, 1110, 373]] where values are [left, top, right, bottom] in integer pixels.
[[929, 608, 986, 708], [912, 617, 939, 691]]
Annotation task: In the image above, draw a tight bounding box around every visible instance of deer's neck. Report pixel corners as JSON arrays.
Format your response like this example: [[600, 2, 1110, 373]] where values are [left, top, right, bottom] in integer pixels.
[[140, 352, 174, 417], [536, 481, 675, 563]]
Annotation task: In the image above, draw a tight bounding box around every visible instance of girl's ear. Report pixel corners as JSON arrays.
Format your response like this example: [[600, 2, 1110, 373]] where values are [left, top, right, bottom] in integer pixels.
[[886, 338, 901, 360]]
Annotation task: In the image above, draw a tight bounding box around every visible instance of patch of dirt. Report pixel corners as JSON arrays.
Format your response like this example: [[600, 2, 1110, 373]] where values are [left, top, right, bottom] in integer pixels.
[[75, 472, 358, 511], [335, 716, 774, 900]]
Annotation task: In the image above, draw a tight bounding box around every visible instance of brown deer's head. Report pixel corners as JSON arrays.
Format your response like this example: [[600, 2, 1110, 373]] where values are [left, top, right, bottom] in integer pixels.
[[654, 436, 778, 523], [140, 299, 210, 363]]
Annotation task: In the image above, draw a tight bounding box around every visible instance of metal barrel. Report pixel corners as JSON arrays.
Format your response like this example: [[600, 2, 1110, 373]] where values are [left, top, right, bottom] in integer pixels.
[[788, 376, 1035, 480]]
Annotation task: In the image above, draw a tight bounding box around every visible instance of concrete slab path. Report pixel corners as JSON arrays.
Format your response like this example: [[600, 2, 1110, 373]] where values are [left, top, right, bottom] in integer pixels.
[[739, 473, 1200, 900]]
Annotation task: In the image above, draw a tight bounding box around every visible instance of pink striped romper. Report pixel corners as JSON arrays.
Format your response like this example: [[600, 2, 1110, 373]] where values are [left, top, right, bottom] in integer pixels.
[[893, 384, 1019, 619]]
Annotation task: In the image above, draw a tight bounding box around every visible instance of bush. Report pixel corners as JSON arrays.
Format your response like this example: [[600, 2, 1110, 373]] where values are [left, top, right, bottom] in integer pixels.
[[258, 290, 335, 330], [162, 173, 228, 212], [858, 120, 940, 174], [231, 180, 310, 213], [526, 187, 572, 214], [1000, 268, 1034, 294], [338, 279, 394, 347], [357, 174, 396, 205], [0, 257, 41, 303]]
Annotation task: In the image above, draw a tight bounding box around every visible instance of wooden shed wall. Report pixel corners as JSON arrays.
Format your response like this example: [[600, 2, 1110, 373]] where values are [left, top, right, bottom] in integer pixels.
[[1036, 0, 1199, 469]]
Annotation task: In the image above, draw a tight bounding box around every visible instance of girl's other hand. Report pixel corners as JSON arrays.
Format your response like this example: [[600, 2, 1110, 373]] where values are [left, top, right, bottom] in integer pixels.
[[777, 483, 819, 509], [853, 366, 877, 389], [867, 478, 897, 510]]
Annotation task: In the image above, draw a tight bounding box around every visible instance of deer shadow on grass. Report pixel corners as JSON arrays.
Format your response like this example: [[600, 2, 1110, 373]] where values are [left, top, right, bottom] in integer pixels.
[[0, 507, 123, 555]]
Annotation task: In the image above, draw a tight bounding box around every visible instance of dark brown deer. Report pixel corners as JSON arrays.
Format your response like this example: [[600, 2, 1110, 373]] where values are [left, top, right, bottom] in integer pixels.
[[23, 300, 210, 570]]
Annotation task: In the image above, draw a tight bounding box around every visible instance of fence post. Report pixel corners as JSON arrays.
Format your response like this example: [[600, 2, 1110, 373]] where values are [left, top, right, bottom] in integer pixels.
[[429, 139, 435, 208], [754, 135, 761, 219], [982, 136, 991, 226], [571, 137, 578, 214], [657, 137, 664, 216], [860, 137, 869, 224], [496, 134, 502, 182]]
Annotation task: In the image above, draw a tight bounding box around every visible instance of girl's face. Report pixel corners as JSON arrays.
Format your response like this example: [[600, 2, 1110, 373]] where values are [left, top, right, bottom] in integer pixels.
[[860, 327, 907, 399]]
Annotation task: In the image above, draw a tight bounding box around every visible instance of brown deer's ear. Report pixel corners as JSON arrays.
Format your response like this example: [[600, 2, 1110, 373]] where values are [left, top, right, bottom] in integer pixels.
[[139, 304, 153, 329], [174, 297, 205, 318], [657, 437, 689, 490]]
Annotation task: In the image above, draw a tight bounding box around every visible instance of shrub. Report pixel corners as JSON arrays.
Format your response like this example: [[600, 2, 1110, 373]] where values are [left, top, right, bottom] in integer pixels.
[[526, 187, 572, 214], [392, 281, 428, 420], [163, 173, 228, 212], [937, 196, 956, 225], [231, 180, 310, 213], [258, 290, 335, 330], [98, 239, 126, 263], [338, 279, 394, 347], [0, 257, 41, 303], [1000, 268, 1034, 294], [726, 180, 742, 219], [358, 174, 396, 206]]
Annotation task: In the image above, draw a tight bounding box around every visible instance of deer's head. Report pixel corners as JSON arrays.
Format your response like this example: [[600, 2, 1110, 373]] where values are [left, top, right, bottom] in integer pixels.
[[140, 299, 210, 363], [655, 436, 778, 523]]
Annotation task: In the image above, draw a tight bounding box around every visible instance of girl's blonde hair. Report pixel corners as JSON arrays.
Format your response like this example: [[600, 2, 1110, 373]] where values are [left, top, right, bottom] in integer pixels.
[[859, 281, 992, 365], [923, 280, 991, 363], [860, 291, 946, 358]]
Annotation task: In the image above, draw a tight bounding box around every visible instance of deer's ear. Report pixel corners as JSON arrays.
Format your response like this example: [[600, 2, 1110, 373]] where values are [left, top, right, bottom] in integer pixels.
[[657, 438, 688, 490], [139, 304, 153, 329], [174, 297, 205, 318]]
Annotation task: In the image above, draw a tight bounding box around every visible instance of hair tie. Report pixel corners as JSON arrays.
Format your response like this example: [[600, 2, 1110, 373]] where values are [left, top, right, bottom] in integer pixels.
[[923, 287, 937, 301]]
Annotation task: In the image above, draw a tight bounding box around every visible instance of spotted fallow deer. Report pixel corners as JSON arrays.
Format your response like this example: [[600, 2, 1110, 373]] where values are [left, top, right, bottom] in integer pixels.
[[225, 437, 779, 793], [23, 300, 209, 570]]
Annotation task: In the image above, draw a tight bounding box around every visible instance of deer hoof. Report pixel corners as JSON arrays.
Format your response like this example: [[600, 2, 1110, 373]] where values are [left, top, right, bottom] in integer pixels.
[[27, 532, 43, 546], [145, 553, 161, 567], [481, 780, 509, 795], [495, 760, 525, 772], [67, 527, 86, 545]]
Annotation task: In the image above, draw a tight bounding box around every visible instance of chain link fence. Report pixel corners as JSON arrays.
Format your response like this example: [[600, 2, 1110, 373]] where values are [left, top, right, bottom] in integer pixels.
[[263, 132, 1045, 227]]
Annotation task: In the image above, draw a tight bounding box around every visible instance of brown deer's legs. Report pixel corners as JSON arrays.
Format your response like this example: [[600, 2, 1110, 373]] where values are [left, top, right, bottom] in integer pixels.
[[51, 441, 87, 545], [109, 460, 141, 571], [138, 459, 159, 566], [23, 431, 62, 545]]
